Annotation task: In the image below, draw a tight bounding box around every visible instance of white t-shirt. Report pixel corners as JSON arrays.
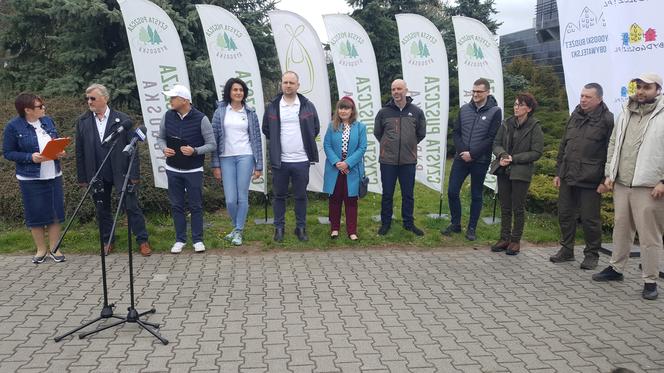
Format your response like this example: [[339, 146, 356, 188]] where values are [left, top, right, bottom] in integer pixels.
[[16, 119, 61, 181], [279, 96, 308, 162], [95, 106, 110, 142], [222, 107, 253, 157]]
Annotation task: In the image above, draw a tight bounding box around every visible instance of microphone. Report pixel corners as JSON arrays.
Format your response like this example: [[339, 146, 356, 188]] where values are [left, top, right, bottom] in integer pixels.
[[101, 119, 132, 145], [122, 126, 147, 156]]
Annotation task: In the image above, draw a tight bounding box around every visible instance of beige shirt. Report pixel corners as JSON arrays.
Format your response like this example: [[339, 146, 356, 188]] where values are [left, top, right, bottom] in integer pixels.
[[616, 100, 657, 186]]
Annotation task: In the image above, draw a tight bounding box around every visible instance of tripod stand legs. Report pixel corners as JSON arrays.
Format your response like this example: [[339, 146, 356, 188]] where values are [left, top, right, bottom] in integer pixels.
[[77, 306, 168, 345], [53, 304, 122, 342]]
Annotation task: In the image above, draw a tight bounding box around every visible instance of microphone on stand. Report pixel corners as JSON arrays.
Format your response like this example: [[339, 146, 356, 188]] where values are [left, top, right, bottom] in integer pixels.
[[101, 119, 132, 146], [123, 126, 147, 156]]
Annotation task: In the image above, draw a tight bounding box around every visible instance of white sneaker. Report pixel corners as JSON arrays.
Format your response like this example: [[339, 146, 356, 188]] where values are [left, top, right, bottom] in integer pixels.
[[193, 242, 206, 253], [170, 241, 185, 254]]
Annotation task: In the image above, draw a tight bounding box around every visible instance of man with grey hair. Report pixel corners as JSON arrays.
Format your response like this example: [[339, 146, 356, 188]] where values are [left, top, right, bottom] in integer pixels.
[[550, 83, 614, 270], [75, 83, 152, 256], [592, 73, 664, 300]]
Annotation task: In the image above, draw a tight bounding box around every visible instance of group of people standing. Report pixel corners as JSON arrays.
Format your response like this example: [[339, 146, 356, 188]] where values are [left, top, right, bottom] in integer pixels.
[[3, 71, 663, 300]]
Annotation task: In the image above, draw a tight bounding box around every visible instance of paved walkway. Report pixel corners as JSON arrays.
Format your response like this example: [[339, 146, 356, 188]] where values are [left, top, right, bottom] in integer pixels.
[[0, 247, 662, 372]]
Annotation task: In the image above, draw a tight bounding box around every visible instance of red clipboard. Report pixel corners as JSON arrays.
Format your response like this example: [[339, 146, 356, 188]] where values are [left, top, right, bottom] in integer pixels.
[[41, 137, 71, 160]]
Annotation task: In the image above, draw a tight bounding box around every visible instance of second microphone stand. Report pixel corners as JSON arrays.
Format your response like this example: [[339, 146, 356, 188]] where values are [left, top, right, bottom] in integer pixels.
[[78, 141, 168, 344]]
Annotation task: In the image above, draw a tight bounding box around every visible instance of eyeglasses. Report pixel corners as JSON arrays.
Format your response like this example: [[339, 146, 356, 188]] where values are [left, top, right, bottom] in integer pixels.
[[33, 104, 46, 110], [471, 90, 488, 94], [513, 103, 528, 107], [85, 96, 97, 101]]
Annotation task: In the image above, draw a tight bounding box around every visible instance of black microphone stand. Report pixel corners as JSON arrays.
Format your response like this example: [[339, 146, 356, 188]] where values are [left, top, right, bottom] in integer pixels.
[[78, 140, 168, 344], [53, 137, 124, 342]]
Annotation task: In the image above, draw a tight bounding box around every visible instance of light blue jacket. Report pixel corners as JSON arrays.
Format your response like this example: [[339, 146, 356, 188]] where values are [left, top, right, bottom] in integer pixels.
[[210, 102, 263, 171], [323, 120, 367, 197]]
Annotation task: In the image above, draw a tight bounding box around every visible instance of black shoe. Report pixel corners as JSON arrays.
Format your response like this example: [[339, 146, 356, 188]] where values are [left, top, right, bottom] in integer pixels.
[[465, 228, 476, 241], [294, 227, 308, 242], [592, 266, 624, 282], [580, 255, 598, 270], [549, 247, 575, 263], [273, 227, 285, 242], [377, 224, 391, 236], [49, 251, 66, 263], [32, 254, 47, 264], [405, 225, 424, 236], [441, 224, 461, 236], [643, 283, 658, 300]]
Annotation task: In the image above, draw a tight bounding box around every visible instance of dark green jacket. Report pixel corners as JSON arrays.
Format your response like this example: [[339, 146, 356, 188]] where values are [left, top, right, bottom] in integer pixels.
[[490, 115, 544, 182], [556, 102, 614, 188]]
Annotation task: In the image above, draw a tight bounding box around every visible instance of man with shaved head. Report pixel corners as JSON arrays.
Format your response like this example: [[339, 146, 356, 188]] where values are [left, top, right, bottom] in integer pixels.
[[374, 79, 427, 236], [262, 71, 320, 242]]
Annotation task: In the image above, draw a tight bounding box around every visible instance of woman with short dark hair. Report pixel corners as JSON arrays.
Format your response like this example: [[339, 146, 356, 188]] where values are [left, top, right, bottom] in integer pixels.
[[489, 92, 544, 255], [3, 93, 66, 263], [211, 78, 263, 246]]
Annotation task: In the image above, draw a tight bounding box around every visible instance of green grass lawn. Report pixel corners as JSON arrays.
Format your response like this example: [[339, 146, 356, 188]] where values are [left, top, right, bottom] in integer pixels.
[[0, 169, 568, 255]]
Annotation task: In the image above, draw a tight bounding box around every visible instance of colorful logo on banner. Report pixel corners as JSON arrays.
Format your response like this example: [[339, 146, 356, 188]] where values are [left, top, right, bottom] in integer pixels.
[[329, 32, 364, 67], [616, 23, 661, 53], [204, 24, 243, 59], [126, 17, 169, 54], [401, 32, 436, 66], [620, 81, 638, 98], [284, 24, 315, 94], [456, 34, 490, 67]]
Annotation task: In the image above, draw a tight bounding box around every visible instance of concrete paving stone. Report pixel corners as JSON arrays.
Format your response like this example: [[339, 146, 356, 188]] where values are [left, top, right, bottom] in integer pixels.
[[1, 249, 664, 372]]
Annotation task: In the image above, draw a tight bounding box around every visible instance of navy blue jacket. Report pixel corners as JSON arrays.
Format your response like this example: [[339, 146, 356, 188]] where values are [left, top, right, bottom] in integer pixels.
[[261, 93, 320, 169], [452, 95, 502, 164], [3, 115, 62, 178], [164, 108, 206, 170]]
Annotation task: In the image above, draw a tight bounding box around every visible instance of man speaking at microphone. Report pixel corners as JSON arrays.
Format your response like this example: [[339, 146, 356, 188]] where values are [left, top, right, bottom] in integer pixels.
[[157, 85, 216, 254], [75, 83, 152, 256]]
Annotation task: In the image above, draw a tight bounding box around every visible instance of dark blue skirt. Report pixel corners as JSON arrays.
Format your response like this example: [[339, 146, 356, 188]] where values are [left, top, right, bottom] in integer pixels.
[[18, 176, 65, 227]]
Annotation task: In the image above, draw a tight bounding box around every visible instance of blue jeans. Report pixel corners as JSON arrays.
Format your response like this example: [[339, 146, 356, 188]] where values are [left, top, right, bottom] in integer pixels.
[[447, 158, 489, 230], [272, 161, 310, 229], [166, 170, 204, 243], [380, 163, 416, 227], [220, 155, 254, 231]]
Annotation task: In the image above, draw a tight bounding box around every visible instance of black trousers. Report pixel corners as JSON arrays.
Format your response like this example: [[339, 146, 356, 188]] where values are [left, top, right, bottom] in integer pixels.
[[557, 179, 602, 257], [497, 175, 530, 242], [92, 180, 148, 245]]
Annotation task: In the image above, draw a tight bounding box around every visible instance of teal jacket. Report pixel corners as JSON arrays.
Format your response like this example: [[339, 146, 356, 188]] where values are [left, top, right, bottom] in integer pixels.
[[322, 120, 367, 197]]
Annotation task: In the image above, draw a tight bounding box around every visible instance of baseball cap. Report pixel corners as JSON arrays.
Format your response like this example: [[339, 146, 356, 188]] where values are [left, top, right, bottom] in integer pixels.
[[162, 84, 192, 101], [632, 72, 663, 87]]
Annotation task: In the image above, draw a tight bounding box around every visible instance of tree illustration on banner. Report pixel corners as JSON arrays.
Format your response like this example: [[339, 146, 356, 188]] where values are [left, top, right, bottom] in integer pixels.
[[139, 25, 162, 45]]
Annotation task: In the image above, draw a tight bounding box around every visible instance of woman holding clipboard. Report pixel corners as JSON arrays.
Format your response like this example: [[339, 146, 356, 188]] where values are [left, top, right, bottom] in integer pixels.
[[3, 93, 67, 264]]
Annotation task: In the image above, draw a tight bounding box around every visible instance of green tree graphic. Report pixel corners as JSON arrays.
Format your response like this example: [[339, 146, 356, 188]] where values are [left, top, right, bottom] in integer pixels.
[[410, 41, 419, 56], [340, 41, 349, 57], [151, 29, 162, 44], [217, 33, 226, 49], [350, 44, 358, 58], [422, 43, 430, 57], [139, 27, 149, 43], [228, 36, 238, 50]]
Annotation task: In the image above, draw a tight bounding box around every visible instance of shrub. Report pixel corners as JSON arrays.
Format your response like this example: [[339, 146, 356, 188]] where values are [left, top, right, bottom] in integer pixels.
[[0, 96, 227, 223]]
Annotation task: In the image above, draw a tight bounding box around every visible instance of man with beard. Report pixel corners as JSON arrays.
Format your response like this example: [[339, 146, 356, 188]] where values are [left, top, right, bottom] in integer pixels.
[[592, 73, 664, 300]]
